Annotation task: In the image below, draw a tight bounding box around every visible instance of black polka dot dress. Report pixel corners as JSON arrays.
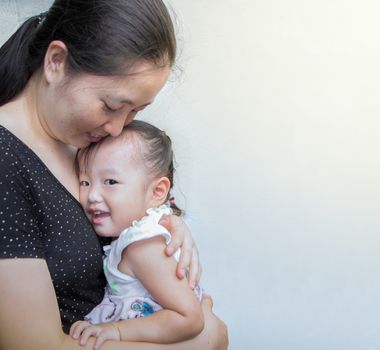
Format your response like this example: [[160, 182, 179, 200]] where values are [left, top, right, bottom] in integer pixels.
[[0, 126, 108, 333]]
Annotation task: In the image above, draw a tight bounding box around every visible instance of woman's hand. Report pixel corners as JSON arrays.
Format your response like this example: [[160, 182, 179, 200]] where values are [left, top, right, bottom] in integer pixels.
[[199, 294, 229, 350], [159, 215, 202, 288], [70, 320, 121, 350]]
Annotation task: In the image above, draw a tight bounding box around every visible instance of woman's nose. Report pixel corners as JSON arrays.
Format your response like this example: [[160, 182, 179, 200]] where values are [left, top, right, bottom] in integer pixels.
[[103, 114, 128, 137]]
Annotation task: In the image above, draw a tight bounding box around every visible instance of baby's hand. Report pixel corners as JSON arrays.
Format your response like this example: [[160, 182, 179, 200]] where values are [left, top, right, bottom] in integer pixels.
[[70, 320, 121, 350]]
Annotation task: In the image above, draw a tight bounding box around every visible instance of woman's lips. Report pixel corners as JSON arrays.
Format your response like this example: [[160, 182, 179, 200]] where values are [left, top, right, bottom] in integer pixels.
[[87, 133, 105, 143]]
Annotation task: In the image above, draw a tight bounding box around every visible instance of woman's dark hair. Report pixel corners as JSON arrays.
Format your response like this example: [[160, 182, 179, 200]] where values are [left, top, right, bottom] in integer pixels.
[[0, 0, 177, 106], [79, 120, 183, 216]]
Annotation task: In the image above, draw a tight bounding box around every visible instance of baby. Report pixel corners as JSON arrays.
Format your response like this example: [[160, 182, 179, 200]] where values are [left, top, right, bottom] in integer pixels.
[[70, 120, 203, 349]]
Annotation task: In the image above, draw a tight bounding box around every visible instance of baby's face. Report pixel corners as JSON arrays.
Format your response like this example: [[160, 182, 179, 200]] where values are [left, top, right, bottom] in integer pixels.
[[79, 138, 153, 237]]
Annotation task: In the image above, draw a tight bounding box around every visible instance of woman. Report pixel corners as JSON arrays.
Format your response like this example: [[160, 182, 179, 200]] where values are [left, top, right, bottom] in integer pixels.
[[0, 0, 228, 349]]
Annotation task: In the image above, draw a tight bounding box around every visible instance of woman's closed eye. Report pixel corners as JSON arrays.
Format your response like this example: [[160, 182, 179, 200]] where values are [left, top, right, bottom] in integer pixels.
[[104, 179, 118, 185], [102, 102, 121, 113]]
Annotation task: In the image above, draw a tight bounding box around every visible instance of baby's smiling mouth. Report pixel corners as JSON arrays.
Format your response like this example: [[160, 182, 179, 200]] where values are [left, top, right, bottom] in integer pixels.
[[89, 210, 110, 225]]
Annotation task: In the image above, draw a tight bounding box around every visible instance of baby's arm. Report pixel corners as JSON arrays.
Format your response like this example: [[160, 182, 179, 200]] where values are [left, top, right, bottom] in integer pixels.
[[116, 235, 204, 342], [71, 235, 204, 348]]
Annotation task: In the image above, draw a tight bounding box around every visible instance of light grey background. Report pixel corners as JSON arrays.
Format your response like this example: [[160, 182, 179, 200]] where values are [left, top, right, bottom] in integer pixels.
[[1, 1, 380, 349]]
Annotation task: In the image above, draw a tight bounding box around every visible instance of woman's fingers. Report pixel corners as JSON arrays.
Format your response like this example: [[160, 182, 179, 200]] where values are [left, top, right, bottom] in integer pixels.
[[160, 215, 203, 284], [161, 215, 191, 278], [160, 215, 182, 256], [188, 245, 201, 288], [201, 293, 214, 310], [176, 230, 193, 279]]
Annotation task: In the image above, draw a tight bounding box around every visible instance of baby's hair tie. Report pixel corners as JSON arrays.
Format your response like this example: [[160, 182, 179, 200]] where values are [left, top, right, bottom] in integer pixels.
[[169, 196, 176, 206]]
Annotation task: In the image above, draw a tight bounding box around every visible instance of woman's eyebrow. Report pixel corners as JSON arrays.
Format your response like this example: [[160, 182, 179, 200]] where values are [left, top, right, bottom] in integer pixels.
[[112, 97, 153, 107]]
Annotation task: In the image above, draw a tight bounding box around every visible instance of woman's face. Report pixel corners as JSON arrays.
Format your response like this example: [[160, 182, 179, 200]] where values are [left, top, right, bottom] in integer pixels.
[[41, 61, 170, 148]]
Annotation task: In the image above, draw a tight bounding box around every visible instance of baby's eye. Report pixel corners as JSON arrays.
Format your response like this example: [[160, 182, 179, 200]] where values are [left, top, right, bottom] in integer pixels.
[[104, 179, 118, 185], [80, 180, 90, 187]]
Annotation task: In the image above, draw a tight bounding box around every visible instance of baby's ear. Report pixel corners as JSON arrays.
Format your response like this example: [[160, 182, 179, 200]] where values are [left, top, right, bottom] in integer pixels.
[[150, 177, 171, 205]]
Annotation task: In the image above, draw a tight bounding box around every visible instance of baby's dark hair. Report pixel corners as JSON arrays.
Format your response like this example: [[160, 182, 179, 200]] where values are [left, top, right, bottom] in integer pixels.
[[78, 120, 183, 216]]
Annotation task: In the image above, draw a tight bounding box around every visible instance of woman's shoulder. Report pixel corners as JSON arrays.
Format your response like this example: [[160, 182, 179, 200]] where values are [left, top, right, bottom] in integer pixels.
[[0, 125, 22, 152], [0, 127, 34, 196], [0, 125, 36, 167], [0, 126, 46, 200]]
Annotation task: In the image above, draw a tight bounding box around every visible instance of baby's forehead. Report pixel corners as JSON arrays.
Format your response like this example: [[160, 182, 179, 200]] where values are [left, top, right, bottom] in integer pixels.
[[79, 131, 146, 171], [108, 130, 146, 159]]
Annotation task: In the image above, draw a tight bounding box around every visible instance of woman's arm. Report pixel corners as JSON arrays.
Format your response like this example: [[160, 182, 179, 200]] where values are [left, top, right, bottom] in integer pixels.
[[0, 259, 227, 350]]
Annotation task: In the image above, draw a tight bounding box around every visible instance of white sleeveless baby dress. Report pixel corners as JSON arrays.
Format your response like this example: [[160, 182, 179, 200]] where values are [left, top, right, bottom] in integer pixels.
[[85, 205, 202, 324]]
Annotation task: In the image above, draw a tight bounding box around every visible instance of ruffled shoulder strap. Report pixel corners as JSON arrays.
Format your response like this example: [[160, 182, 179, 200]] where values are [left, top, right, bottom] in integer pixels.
[[105, 205, 173, 271]]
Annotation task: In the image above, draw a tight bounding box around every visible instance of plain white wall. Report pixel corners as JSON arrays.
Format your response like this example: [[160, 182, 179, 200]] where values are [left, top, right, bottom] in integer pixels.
[[2, 1, 380, 349]]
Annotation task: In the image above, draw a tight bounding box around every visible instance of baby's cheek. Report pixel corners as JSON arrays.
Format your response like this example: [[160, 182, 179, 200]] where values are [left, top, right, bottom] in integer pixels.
[[78, 189, 87, 206]]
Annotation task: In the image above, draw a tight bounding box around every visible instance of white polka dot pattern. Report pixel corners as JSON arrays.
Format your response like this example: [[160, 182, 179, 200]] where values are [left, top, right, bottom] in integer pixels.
[[0, 126, 108, 333]]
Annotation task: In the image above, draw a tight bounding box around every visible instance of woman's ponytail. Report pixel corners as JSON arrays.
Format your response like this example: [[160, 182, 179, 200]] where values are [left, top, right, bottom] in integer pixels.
[[0, 15, 45, 106]]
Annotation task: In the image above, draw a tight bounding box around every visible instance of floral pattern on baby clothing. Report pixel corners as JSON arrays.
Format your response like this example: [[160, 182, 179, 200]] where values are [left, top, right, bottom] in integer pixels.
[[130, 299, 155, 317]]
